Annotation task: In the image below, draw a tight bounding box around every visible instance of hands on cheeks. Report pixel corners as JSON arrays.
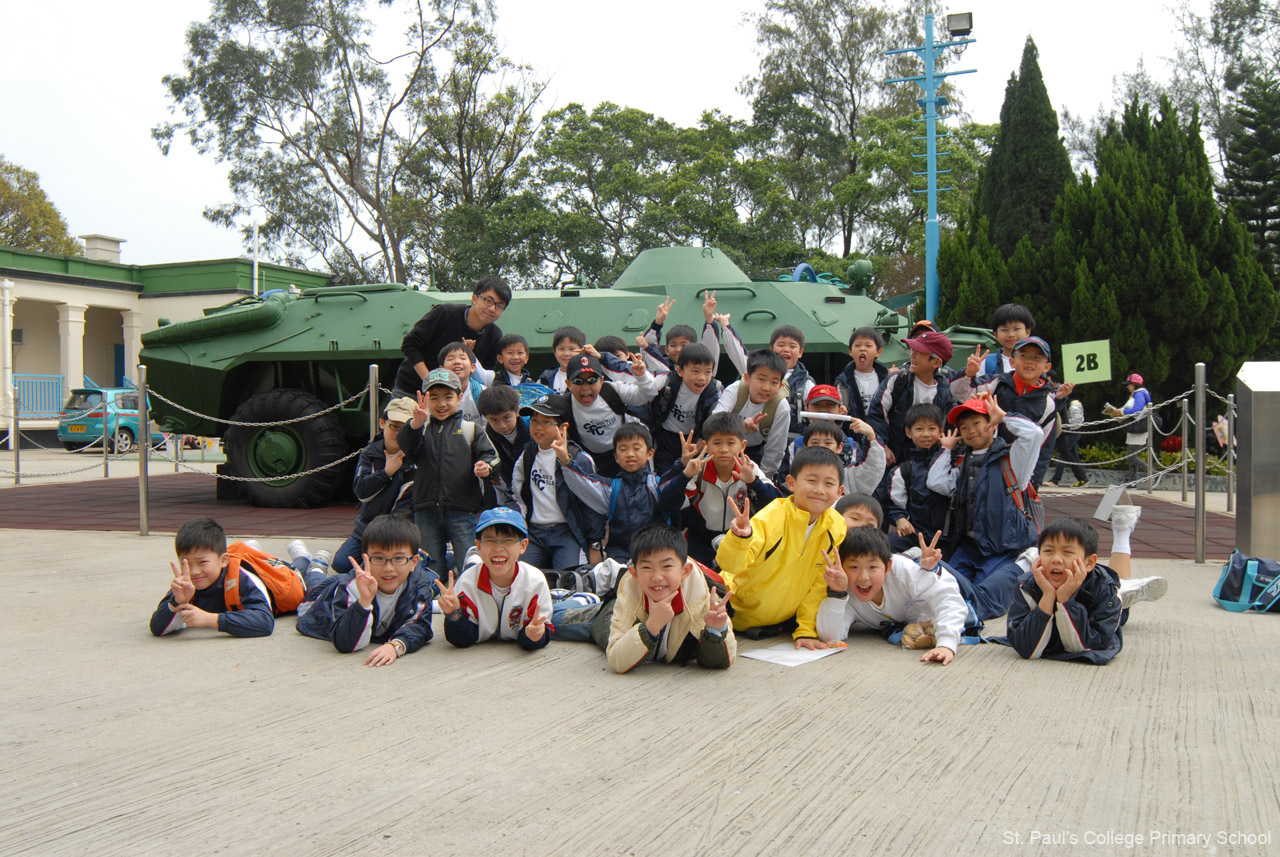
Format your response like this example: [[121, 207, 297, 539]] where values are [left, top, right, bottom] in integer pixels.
[[645, 588, 679, 637], [1055, 557, 1089, 603]]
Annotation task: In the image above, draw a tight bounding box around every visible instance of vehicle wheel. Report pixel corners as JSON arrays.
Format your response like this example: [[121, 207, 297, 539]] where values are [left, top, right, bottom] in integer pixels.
[[113, 427, 136, 455], [223, 389, 348, 508]]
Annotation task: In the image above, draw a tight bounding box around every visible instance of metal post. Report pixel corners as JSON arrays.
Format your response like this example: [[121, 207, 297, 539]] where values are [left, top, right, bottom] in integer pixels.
[[11, 384, 18, 486], [1146, 408, 1155, 495], [1180, 399, 1188, 502], [138, 365, 150, 537], [1227, 393, 1235, 513], [173, 433, 180, 473], [102, 393, 110, 478], [368, 363, 379, 442], [1195, 362, 1206, 563]]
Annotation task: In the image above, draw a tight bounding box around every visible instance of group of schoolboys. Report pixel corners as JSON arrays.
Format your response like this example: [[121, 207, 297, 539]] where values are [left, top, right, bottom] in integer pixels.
[[152, 292, 1167, 669]]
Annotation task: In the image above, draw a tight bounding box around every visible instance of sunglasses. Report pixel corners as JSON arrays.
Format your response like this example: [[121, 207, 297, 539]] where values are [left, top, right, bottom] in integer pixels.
[[570, 375, 601, 386]]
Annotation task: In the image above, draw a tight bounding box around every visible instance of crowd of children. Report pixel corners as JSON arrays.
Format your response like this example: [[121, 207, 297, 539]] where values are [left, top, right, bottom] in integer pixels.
[[151, 289, 1169, 670]]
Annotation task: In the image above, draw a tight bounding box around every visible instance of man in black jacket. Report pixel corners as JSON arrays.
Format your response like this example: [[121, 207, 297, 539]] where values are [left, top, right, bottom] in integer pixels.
[[392, 275, 511, 396]]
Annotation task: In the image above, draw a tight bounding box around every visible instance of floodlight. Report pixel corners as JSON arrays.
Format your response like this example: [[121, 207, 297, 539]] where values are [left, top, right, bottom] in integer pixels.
[[946, 13, 972, 36]]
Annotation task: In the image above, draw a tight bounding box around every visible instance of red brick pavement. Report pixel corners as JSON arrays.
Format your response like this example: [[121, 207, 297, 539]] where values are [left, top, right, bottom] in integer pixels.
[[0, 473, 1238, 560]]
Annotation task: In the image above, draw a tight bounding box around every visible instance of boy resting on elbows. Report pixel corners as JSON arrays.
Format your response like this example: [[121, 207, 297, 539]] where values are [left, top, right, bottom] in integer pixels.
[[295, 514, 435, 665], [438, 508, 553, 651], [716, 446, 848, 649], [815, 525, 968, 665]]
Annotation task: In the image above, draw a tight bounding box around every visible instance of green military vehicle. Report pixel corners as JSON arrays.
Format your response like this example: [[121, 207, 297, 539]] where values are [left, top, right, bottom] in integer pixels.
[[140, 246, 991, 507]]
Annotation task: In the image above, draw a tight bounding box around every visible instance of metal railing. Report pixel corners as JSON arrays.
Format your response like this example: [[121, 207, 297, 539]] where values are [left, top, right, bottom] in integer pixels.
[[15, 374, 63, 418]]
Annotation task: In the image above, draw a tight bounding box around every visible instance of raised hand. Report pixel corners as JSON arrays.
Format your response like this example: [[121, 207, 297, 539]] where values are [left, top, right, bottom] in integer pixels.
[[551, 423, 572, 464], [437, 570, 460, 616], [412, 390, 430, 426], [635, 334, 649, 350], [655, 296, 675, 325], [822, 548, 848, 592], [712, 312, 731, 327], [384, 449, 405, 476], [525, 611, 548, 643], [1055, 381, 1075, 399], [683, 450, 711, 478], [582, 343, 601, 359], [917, 531, 942, 572], [734, 453, 756, 484], [629, 351, 647, 377], [704, 585, 732, 632], [743, 411, 765, 435], [170, 559, 195, 605], [966, 345, 988, 378], [353, 554, 377, 608], [702, 290, 717, 323], [939, 427, 961, 450], [849, 417, 875, 440], [645, 588, 679, 636], [463, 337, 477, 352], [727, 494, 752, 538], [980, 389, 1006, 423], [678, 430, 702, 465]]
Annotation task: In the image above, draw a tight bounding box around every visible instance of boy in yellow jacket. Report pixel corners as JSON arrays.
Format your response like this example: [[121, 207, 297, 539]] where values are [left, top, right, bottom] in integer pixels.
[[717, 446, 848, 649]]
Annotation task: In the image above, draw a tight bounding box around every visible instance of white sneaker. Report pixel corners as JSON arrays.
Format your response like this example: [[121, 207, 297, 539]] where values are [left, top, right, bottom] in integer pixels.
[[1119, 576, 1168, 608], [1017, 546, 1039, 574], [1110, 504, 1143, 530]]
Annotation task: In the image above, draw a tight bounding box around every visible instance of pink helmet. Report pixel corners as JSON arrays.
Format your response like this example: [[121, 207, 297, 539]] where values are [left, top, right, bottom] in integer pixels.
[[1125, 373, 1144, 385]]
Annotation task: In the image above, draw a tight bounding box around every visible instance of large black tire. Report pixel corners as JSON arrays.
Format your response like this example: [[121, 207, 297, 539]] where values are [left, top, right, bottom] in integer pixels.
[[223, 389, 348, 508]]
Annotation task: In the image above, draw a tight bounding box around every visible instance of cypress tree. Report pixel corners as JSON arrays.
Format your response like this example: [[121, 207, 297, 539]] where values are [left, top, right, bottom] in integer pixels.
[[1223, 77, 1280, 284], [975, 37, 1074, 257]]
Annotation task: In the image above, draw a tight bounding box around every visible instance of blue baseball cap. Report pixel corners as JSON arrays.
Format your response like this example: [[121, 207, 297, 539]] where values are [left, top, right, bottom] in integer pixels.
[[475, 507, 528, 537], [1013, 336, 1051, 358]]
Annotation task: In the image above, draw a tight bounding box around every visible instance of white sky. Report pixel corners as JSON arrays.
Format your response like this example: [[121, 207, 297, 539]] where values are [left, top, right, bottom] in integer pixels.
[[0, 0, 1208, 267]]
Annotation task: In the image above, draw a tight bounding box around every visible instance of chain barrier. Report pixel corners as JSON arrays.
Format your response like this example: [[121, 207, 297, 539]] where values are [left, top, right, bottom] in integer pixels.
[[145, 386, 368, 427], [1040, 458, 1191, 498], [151, 446, 362, 482], [0, 459, 122, 478]]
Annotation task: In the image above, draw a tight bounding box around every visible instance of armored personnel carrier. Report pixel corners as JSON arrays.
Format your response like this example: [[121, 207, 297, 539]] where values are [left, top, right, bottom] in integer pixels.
[[140, 246, 991, 507]]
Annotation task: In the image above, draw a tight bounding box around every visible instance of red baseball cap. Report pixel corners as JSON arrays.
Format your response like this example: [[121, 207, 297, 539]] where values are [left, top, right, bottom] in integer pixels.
[[904, 329, 953, 361], [948, 398, 990, 425], [806, 384, 842, 406]]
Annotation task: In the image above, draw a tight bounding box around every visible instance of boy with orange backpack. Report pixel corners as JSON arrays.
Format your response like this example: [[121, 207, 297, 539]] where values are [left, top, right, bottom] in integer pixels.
[[149, 517, 311, 638]]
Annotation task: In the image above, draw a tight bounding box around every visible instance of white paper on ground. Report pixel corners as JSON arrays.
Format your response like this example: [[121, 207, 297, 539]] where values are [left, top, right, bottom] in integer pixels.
[[739, 641, 847, 667]]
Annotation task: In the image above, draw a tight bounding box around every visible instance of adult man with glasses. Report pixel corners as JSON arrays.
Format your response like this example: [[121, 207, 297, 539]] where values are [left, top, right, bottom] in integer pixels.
[[392, 275, 512, 397]]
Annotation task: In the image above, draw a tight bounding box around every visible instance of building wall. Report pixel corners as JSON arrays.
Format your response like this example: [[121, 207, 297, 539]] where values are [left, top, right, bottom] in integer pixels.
[[12, 299, 59, 376], [84, 305, 124, 387]]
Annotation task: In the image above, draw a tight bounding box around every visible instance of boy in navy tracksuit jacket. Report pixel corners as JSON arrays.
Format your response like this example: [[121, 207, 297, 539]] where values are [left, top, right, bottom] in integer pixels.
[[834, 326, 891, 423], [296, 515, 435, 665], [646, 342, 722, 475], [333, 397, 417, 573], [881, 403, 951, 554], [509, 394, 607, 569], [560, 423, 682, 563], [477, 385, 532, 505], [868, 329, 956, 466], [927, 394, 1041, 621]]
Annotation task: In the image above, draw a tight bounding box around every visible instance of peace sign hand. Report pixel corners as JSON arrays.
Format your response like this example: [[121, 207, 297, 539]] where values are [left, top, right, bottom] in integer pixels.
[[655, 296, 675, 324], [352, 554, 377, 608], [551, 423, 572, 464], [524, 611, 548, 643], [966, 345, 988, 378], [703, 290, 717, 323], [678, 430, 702, 465], [683, 449, 711, 478], [917, 531, 943, 572], [727, 494, 752, 538], [437, 570, 460, 616], [704, 585, 733, 632], [170, 559, 195, 605], [412, 390, 430, 426], [629, 351, 647, 378], [822, 549, 848, 592]]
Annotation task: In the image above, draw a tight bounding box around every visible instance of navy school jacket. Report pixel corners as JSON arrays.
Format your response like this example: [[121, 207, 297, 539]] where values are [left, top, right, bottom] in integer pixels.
[[997, 564, 1122, 664], [150, 567, 275, 637], [295, 568, 436, 654]]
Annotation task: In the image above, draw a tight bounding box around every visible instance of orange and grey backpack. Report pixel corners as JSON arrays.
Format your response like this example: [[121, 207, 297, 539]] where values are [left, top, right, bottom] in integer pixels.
[[224, 541, 307, 615]]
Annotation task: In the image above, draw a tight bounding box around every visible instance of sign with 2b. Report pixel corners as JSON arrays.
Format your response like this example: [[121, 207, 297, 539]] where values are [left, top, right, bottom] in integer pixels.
[[1060, 339, 1111, 384]]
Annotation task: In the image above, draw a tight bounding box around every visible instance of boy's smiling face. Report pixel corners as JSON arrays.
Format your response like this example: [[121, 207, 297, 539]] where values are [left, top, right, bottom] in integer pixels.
[[956, 411, 997, 450], [805, 433, 843, 455], [771, 335, 804, 370], [554, 339, 581, 370], [476, 529, 528, 581], [786, 463, 844, 517], [569, 374, 603, 406], [178, 548, 228, 590], [665, 335, 693, 363], [905, 419, 942, 450], [630, 549, 691, 605], [364, 542, 416, 594], [528, 413, 562, 449], [996, 321, 1029, 353], [745, 368, 784, 405], [842, 552, 888, 605], [1038, 533, 1097, 587], [426, 387, 461, 421], [499, 344, 528, 374], [676, 361, 715, 395], [908, 349, 942, 380], [1011, 346, 1050, 385], [441, 349, 472, 384], [849, 336, 882, 371]]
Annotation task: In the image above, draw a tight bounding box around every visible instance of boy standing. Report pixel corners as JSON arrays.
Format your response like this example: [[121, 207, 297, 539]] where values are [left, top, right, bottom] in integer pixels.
[[835, 327, 890, 422], [562, 353, 661, 478], [296, 515, 435, 665], [437, 508, 553, 650], [509, 394, 607, 568], [646, 342, 722, 475], [477, 385, 531, 505], [712, 349, 792, 478], [883, 403, 950, 554], [868, 329, 956, 465], [490, 334, 532, 386], [716, 446, 848, 649], [398, 368, 499, 577], [926, 394, 1041, 620]]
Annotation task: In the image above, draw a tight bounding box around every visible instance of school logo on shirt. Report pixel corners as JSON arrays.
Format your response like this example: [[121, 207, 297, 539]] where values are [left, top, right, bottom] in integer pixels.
[[670, 402, 694, 423], [582, 417, 617, 437], [530, 467, 553, 491], [508, 604, 524, 630]]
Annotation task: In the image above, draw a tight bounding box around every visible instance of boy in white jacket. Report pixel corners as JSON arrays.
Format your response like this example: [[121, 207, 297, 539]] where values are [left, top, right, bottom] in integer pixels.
[[439, 508, 553, 650], [815, 525, 969, 665]]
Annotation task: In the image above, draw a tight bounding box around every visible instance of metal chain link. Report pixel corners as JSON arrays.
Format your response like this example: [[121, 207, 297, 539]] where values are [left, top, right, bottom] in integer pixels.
[[144, 386, 368, 427], [0, 460, 121, 478], [152, 446, 363, 482], [1042, 458, 1192, 497]]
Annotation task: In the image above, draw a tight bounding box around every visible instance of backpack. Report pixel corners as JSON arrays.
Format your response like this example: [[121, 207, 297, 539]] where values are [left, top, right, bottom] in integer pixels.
[[732, 382, 789, 439], [999, 459, 1044, 534], [224, 541, 307, 615]]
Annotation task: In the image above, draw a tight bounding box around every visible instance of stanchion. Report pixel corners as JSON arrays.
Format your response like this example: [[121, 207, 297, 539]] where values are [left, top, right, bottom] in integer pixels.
[[102, 396, 110, 478], [1145, 410, 1155, 495], [11, 385, 19, 486], [368, 364, 379, 442], [1180, 399, 1188, 502], [1227, 393, 1235, 513], [1195, 362, 1206, 563], [138, 365, 150, 537]]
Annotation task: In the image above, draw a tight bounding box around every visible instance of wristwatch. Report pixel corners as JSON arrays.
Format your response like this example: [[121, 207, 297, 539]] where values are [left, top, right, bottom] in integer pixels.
[[391, 639, 407, 657], [589, 541, 604, 552], [826, 588, 850, 599]]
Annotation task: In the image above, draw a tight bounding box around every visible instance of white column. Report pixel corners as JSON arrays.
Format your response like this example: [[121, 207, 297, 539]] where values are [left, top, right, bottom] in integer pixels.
[[58, 303, 87, 393], [123, 309, 143, 385], [1, 279, 13, 440]]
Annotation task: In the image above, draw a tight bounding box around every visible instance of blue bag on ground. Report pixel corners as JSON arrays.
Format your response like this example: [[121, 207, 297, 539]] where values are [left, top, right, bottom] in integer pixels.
[[1212, 552, 1280, 613]]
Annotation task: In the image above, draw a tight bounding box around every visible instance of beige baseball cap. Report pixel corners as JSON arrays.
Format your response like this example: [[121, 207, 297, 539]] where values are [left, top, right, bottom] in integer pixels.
[[384, 397, 416, 422]]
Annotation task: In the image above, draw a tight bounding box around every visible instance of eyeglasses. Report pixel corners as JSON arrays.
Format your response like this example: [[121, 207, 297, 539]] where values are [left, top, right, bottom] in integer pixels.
[[367, 555, 415, 567], [479, 537, 524, 547], [570, 376, 600, 386], [477, 294, 507, 312]]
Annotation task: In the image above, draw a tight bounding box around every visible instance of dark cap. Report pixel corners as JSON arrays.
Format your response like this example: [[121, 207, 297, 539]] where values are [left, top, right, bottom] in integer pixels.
[[520, 393, 569, 421], [1013, 336, 1051, 358], [904, 329, 954, 361], [567, 354, 604, 383]]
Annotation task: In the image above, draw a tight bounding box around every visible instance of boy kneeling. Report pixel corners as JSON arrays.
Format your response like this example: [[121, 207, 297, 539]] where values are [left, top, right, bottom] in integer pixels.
[[437, 508, 554, 650], [296, 515, 436, 666]]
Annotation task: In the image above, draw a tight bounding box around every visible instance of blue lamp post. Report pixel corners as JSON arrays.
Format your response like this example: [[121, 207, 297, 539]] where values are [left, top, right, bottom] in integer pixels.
[[885, 13, 975, 323]]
